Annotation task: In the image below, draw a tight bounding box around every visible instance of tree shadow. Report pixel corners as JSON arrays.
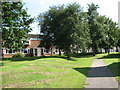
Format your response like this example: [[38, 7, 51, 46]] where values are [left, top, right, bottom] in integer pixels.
[[73, 67, 90, 76], [59, 57, 77, 61], [71, 53, 93, 58], [101, 53, 120, 59], [73, 62, 120, 77], [2, 55, 76, 62]]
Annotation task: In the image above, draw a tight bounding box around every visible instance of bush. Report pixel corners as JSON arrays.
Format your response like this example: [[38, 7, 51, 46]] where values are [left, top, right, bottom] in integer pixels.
[[12, 52, 24, 58]]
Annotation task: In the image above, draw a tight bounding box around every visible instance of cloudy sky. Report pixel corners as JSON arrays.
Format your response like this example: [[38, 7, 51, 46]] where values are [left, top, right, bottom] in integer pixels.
[[23, 0, 120, 34]]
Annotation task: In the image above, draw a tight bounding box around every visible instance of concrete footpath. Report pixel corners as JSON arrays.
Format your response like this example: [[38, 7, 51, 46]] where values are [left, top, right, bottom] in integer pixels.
[[84, 58, 118, 88]]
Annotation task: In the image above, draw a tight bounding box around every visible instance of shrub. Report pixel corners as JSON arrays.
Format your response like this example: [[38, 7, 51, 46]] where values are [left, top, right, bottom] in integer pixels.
[[12, 52, 24, 58]]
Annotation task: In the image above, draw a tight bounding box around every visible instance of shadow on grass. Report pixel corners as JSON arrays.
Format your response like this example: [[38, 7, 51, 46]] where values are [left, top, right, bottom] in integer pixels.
[[2, 55, 76, 62], [0, 62, 4, 66], [71, 53, 94, 58], [73, 67, 90, 76], [73, 62, 120, 77], [101, 53, 120, 59]]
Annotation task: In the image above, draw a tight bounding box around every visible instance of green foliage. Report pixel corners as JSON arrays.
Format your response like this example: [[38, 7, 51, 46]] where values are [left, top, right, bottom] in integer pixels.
[[38, 2, 119, 57], [87, 3, 119, 55], [2, 2, 34, 50], [38, 3, 89, 58], [12, 52, 24, 58]]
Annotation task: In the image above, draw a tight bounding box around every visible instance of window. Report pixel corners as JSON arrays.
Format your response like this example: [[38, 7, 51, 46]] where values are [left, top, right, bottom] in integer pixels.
[[44, 49, 50, 54], [24, 40, 29, 45], [24, 49, 28, 54], [46, 49, 49, 53], [21, 49, 30, 54], [6, 49, 15, 54]]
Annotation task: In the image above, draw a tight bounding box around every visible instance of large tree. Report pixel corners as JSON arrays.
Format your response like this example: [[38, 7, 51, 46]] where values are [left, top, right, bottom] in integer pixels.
[[104, 18, 120, 53], [87, 3, 107, 55], [87, 3, 119, 55], [2, 1, 34, 50], [38, 3, 84, 58], [38, 2, 119, 57]]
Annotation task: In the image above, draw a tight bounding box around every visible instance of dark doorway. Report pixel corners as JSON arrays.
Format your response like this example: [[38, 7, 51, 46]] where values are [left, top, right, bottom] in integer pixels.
[[35, 49, 37, 56]]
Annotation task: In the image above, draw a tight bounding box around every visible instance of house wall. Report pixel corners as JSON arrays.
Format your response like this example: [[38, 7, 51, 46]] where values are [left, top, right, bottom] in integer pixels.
[[3, 39, 56, 58], [3, 40, 41, 58], [3, 54, 30, 58], [37, 48, 41, 56]]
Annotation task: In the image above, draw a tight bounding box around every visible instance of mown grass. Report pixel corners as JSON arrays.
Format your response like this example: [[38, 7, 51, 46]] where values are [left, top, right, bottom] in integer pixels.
[[2, 52, 118, 88], [102, 52, 120, 84], [1, 53, 95, 88]]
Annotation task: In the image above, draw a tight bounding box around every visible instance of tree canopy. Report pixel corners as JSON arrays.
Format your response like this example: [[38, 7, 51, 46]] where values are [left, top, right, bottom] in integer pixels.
[[2, 1, 34, 50], [37, 2, 119, 57]]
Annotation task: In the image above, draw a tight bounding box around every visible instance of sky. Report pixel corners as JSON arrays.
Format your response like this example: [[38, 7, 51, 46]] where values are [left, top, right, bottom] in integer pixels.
[[23, 0, 120, 34]]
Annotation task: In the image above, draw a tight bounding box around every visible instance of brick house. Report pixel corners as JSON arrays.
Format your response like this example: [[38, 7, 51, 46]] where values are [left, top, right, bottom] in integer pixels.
[[2, 34, 59, 58]]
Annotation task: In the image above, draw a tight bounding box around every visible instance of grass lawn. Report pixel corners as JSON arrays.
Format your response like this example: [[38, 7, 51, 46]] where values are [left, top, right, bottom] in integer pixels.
[[2, 54, 93, 88], [102, 52, 120, 84], [2, 52, 118, 88]]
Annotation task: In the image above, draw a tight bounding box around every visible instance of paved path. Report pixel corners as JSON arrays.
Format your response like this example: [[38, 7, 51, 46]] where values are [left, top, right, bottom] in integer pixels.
[[84, 58, 118, 88]]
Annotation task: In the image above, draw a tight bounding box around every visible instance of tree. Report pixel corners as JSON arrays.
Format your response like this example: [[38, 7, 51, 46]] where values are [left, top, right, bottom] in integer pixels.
[[87, 3, 109, 55], [104, 18, 120, 52], [2, 1, 34, 51], [38, 2, 119, 57], [72, 12, 91, 53], [38, 3, 84, 58], [87, 3, 100, 55]]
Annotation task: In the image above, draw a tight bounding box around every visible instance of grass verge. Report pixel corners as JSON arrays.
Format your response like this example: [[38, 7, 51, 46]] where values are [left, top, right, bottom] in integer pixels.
[[102, 52, 120, 84]]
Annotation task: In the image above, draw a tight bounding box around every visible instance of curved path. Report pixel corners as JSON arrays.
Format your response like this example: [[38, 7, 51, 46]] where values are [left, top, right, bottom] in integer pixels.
[[84, 58, 119, 88]]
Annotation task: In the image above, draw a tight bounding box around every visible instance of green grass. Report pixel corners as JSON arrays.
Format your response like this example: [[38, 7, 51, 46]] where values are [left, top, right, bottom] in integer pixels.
[[2, 54, 94, 88], [102, 52, 120, 84], [2, 52, 119, 88]]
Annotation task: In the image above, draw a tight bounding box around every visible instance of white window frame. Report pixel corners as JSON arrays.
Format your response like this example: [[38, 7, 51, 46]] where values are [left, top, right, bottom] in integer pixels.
[[44, 49, 51, 54], [6, 49, 16, 55], [20, 49, 30, 54]]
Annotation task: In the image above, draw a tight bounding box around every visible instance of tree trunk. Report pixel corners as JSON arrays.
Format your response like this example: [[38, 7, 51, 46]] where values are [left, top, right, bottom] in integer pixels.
[[92, 47, 95, 56], [100, 48, 102, 53], [66, 49, 70, 58], [93, 52, 95, 56], [108, 49, 110, 55], [105, 49, 107, 53], [116, 46, 118, 52], [50, 47, 53, 56], [59, 48, 61, 56]]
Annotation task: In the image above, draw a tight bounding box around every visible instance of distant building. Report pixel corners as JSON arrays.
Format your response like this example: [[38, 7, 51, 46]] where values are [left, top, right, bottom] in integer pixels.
[[2, 34, 60, 58]]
